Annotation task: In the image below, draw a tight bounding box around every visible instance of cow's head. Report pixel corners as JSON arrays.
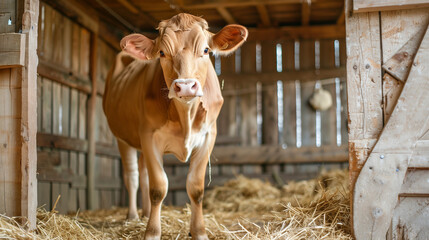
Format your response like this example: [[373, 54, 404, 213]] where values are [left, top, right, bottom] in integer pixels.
[[120, 13, 247, 103]]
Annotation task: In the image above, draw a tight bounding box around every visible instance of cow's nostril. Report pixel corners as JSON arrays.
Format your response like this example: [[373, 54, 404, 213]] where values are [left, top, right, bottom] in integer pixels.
[[175, 83, 181, 92], [191, 83, 197, 90]]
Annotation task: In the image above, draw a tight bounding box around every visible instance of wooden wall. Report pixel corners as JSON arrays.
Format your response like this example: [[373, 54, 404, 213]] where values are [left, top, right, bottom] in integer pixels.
[[36, 3, 122, 213]]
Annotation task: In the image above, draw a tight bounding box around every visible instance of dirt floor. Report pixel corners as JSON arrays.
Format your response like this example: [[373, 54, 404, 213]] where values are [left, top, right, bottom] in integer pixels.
[[0, 169, 352, 239]]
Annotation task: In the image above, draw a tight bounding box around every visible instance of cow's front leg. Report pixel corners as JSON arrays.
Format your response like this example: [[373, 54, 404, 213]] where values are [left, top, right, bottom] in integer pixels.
[[138, 154, 151, 218], [187, 137, 215, 240], [141, 138, 168, 240], [117, 139, 139, 219]]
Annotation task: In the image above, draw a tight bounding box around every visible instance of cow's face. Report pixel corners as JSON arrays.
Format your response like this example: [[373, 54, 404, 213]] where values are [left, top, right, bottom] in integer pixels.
[[120, 13, 247, 103]]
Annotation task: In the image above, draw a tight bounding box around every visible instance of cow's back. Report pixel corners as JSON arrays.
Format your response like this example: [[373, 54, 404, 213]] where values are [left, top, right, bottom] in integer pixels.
[[103, 52, 167, 148]]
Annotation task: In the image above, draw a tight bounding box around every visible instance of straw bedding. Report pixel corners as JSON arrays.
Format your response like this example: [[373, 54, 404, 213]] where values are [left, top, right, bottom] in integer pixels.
[[0, 169, 352, 239]]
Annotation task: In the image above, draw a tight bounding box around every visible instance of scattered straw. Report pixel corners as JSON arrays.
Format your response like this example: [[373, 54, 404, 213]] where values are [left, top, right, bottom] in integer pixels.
[[0, 169, 352, 239]]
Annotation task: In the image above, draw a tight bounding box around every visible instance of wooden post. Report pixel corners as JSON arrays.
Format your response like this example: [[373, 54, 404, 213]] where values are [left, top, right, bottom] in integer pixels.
[[87, 32, 98, 209], [20, 0, 40, 229]]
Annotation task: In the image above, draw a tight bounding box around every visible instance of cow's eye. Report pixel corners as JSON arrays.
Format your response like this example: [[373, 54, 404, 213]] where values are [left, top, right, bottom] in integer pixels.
[[204, 48, 209, 54], [160, 51, 165, 57]]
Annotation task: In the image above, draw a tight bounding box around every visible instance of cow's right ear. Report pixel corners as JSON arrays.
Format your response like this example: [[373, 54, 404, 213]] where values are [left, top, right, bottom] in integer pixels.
[[120, 34, 155, 60]]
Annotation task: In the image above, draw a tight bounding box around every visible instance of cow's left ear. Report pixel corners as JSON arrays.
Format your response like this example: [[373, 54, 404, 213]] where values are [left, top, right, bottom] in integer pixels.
[[120, 33, 155, 60], [210, 25, 248, 56]]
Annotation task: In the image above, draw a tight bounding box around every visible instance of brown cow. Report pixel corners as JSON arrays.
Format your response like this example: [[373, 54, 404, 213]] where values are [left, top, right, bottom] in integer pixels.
[[103, 13, 247, 239]]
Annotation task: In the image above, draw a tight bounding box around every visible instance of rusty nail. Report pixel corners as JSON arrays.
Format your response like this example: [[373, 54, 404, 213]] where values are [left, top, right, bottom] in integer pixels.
[[353, 65, 357, 70], [413, 63, 417, 66], [365, 64, 370, 69]]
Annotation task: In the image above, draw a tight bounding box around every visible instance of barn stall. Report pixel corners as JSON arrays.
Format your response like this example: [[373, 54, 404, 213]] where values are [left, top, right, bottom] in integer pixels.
[[0, 0, 427, 239]]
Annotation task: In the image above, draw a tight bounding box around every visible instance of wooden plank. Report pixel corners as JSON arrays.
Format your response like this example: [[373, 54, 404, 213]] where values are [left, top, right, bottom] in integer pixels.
[[87, 33, 98, 209], [62, 17, 72, 69], [41, 79, 52, 133], [320, 83, 336, 146], [51, 10, 63, 65], [79, 28, 90, 78], [37, 182, 51, 210], [400, 170, 429, 196], [353, 0, 429, 13], [61, 86, 70, 136], [37, 132, 88, 152], [78, 92, 87, 140], [216, 7, 236, 24], [220, 67, 346, 84], [283, 82, 296, 148], [300, 82, 316, 147], [70, 89, 78, 138], [77, 153, 86, 210], [0, 33, 25, 68], [20, 0, 39, 228], [381, 10, 429, 82], [37, 76, 42, 131], [165, 145, 348, 165], [256, 4, 271, 27], [301, 0, 311, 26], [247, 25, 345, 41], [42, 4, 53, 61], [71, 23, 80, 76], [52, 82, 61, 135], [390, 197, 429, 240], [353, 24, 429, 240], [346, 1, 383, 188], [0, 0, 16, 33], [38, 60, 92, 94], [0, 68, 21, 217]]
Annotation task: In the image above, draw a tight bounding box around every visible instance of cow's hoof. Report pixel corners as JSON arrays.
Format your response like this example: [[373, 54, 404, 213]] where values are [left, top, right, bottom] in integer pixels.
[[127, 212, 139, 220]]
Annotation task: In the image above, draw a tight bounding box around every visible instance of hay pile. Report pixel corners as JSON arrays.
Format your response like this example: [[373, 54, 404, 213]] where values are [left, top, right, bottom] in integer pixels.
[[0, 169, 351, 239]]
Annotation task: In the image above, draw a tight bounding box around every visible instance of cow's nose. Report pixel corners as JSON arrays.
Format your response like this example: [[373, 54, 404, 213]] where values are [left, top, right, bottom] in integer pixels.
[[174, 80, 200, 97]]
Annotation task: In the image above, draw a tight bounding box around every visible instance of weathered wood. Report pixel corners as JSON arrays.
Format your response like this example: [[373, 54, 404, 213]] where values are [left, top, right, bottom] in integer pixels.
[[220, 67, 345, 84], [19, 0, 39, 228], [86, 33, 98, 209], [353, 0, 429, 13], [346, 0, 383, 189], [37, 132, 88, 152], [382, 12, 429, 82], [0, 33, 26, 68], [353, 24, 429, 240], [382, 73, 404, 124], [399, 170, 429, 196], [301, 0, 311, 26], [283, 82, 297, 148], [256, 4, 271, 27], [390, 197, 429, 240], [216, 7, 236, 24], [247, 25, 345, 41]]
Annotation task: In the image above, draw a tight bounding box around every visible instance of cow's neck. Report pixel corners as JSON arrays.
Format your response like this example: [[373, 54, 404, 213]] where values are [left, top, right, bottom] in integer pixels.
[[169, 98, 207, 143]]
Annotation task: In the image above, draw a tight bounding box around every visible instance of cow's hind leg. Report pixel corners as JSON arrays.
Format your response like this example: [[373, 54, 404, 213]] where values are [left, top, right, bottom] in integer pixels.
[[117, 139, 139, 219], [141, 139, 168, 240], [138, 154, 151, 217]]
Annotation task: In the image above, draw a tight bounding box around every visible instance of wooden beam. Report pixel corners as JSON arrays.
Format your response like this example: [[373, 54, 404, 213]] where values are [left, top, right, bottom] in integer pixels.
[[220, 67, 346, 84], [0, 33, 25, 69], [247, 24, 345, 41], [20, 0, 39, 229], [353, 0, 429, 13], [164, 145, 349, 165], [117, 0, 139, 14], [184, 0, 302, 9], [301, 0, 311, 26], [114, 0, 158, 28], [216, 7, 236, 24], [256, 4, 271, 27], [336, 6, 345, 25], [37, 133, 88, 152]]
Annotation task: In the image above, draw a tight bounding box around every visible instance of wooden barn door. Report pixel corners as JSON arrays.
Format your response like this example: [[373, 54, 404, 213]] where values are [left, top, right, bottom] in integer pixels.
[[346, 0, 429, 239]]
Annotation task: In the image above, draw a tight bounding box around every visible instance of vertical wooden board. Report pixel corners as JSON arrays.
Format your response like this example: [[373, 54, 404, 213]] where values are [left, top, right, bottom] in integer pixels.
[[78, 92, 87, 139], [380, 9, 429, 63], [70, 89, 79, 138], [59, 183, 69, 214], [339, 39, 346, 67], [346, 6, 383, 187], [320, 83, 337, 146], [320, 39, 335, 69], [391, 197, 429, 240], [80, 28, 90, 78], [51, 183, 60, 211], [42, 4, 53, 62], [52, 82, 61, 135], [283, 82, 296, 148], [62, 17, 72, 69], [71, 23, 80, 75], [299, 40, 315, 70], [37, 76, 42, 131], [340, 79, 348, 145], [174, 191, 189, 206], [51, 9, 63, 65], [61, 86, 70, 136], [100, 190, 112, 209], [282, 40, 295, 71], [261, 41, 278, 145], [37, 3, 45, 56], [239, 41, 258, 146], [78, 153, 86, 210], [41, 79, 52, 133], [300, 82, 316, 147], [0, 68, 21, 216], [221, 53, 236, 74], [37, 182, 51, 210]]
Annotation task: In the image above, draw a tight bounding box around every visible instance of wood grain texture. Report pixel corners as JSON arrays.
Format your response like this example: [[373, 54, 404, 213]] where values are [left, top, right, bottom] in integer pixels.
[[390, 197, 429, 240], [354, 0, 429, 13], [0, 33, 25, 68]]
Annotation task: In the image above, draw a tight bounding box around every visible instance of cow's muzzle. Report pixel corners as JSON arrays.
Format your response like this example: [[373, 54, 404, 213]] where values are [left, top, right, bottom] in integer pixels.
[[168, 79, 203, 99]]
